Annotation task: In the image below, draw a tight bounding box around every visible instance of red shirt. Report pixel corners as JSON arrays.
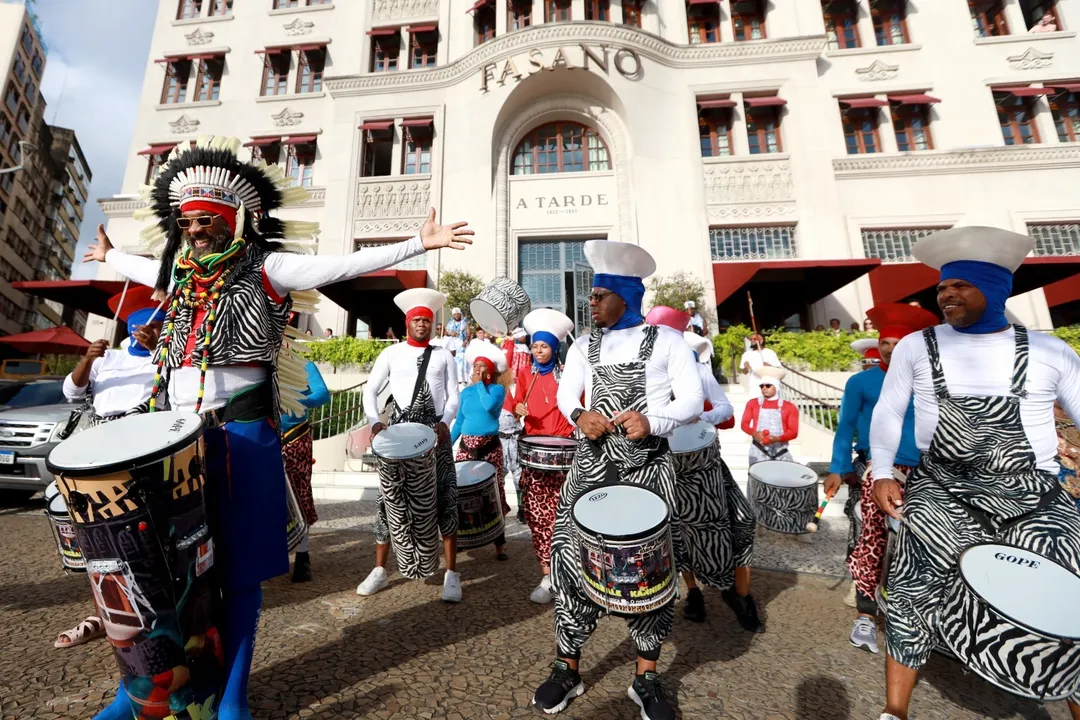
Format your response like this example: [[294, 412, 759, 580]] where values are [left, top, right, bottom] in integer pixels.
[[512, 366, 574, 438], [740, 398, 799, 442]]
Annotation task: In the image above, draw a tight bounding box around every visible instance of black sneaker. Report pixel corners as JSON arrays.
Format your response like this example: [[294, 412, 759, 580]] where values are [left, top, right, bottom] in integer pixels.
[[292, 551, 312, 583], [721, 589, 765, 634], [683, 587, 706, 623], [628, 671, 675, 720], [533, 660, 584, 714]]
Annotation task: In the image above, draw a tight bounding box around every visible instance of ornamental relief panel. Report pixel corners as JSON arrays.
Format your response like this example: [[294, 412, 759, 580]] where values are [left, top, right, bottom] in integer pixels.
[[355, 179, 431, 221], [372, 0, 439, 21], [703, 158, 794, 206]]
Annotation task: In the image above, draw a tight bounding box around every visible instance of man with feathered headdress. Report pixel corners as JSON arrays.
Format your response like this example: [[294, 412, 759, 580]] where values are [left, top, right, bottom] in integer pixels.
[[83, 136, 472, 720]]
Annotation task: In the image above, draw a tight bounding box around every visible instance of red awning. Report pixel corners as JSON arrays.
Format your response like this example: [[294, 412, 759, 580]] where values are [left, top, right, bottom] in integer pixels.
[[1053, 83, 1080, 93], [283, 134, 317, 145], [0, 326, 90, 355], [408, 24, 438, 33], [254, 47, 287, 55], [293, 44, 327, 52], [320, 270, 429, 308], [889, 93, 941, 105], [367, 27, 399, 36], [187, 53, 218, 61], [137, 144, 176, 156], [243, 136, 281, 147], [997, 86, 1048, 97], [1045, 274, 1080, 308], [154, 55, 187, 64], [869, 256, 1080, 306], [359, 120, 394, 131], [688, 0, 720, 5], [467, 0, 492, 12], [745, 96, 787, 107], [698, 99, 737, 109], [840, 98, 888, 108], [401, 118, 434, 128], [712, 259, 881, 306], [11, 280, 134, 318]]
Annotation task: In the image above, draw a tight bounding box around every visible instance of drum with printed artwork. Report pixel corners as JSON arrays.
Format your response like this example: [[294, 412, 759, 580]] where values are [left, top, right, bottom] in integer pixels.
[[455, 460, 504, 549]]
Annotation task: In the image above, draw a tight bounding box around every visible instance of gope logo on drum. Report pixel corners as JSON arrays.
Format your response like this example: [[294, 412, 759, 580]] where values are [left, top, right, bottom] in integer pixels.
[[589, 492, 608, 502], [994, 551, 1040, 569]]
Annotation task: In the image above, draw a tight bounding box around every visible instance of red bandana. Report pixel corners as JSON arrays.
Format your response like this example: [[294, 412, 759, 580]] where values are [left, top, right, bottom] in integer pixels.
[[405, 306, 434, 347]]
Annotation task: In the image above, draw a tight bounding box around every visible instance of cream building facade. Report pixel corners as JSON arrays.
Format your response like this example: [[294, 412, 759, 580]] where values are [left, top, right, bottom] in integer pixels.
[[93, 0, 1080, 341]]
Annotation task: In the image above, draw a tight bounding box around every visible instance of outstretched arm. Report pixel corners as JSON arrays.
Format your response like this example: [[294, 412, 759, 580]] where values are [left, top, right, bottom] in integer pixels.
[[83, 225, 161, 290], [828, 376, 863, 474]]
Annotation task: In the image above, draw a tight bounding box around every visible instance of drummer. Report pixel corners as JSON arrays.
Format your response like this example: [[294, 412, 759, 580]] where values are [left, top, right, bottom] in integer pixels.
[[356, 288, 462, 601], [84, 135, 473, 720], [534, 240, 702, 720], [499, 328, 530, 516], [741, 367, 798, 464], [868, 225, 1080, 720], [512, 308, 576, 604]]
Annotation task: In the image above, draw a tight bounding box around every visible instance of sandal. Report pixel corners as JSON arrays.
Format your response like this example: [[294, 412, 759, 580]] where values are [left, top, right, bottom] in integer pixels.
[[54, 616, 106, 649]]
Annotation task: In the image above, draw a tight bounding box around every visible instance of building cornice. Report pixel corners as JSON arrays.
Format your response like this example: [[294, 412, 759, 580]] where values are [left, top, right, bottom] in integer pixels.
[[832, 145, 1080, 179], [327, 24, 827, 96], [100, 188, 327, 218]]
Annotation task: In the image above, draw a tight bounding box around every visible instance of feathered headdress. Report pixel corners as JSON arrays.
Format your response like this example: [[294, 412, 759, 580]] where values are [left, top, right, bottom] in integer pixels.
[[134, 135, 318, 291]]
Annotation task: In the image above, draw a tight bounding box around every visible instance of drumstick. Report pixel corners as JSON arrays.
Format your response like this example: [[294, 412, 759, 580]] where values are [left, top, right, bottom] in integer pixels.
[[806, 490, 836, 532], [522, 370, 540, 407]]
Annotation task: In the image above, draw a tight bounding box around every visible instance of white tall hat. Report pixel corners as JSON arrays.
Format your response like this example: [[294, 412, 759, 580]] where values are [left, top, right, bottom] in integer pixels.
[[394, 288, 447, 315], [912, 225, 1034, 273], [684, 300, 696, 309], [465, 338, 507, 372], [755, 366, 787, 384], [850, 338, 878, 355], [684, 332, 712, 363], [523, 308, 575, 344], [583, 240, 657, 279]]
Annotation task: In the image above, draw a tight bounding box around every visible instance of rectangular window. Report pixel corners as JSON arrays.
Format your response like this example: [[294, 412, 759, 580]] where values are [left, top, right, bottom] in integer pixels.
[[193, 57, 223, 102], [746, 105, 782, 154], [995, 92, 1040, 145], [3, 83, 18, 114], [161, 59, 191, 104], [16, 107, 29, 134], [145, 151, 171, 184], [698, 103, 734, 157], [209, 0, 233, 16], [1050, 89, 1080, 143], [623, 0, 643, 27], [510, 0, 533, 29], [250, 139, 282, 166], [20, 25, 33, 54], [286, 142, 316, 188], [970, 1, 1009, 36], [1030, 223, 1080, 256], [12, 55, 26, 85], [710, 226, 798, 261], [296, 48, 325, 92], [1019, 0, 1060, 31], [308, 0, 333, 4], [871, 0, 909, 45], [274, 0, 299, 8], [862, 227, 947, 262], [822, 0, 860, 49], [891, 102, 933, 151], [409, 29, 438, 69], [687, 4, 720, 43], [177, 0, 202, 19], [261, 52, 290, 95], [546, 0, 572, 22], [371, 34, 401, 71], [402, 120, 433, 174], [361, 123, 394, 176], [732, 0, 766, 40], [585, 0, 610, 21], [475, 6, 497, 44], [0, 116, 12, 155], [841, 106, 882, 154], [30, 52, 43, 77]]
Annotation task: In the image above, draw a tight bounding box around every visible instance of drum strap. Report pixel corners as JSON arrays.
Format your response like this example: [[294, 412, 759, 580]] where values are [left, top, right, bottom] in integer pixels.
[[405, 347, 434, 419], [951, 482, 1065, 537], [752, 440, 787, 459]]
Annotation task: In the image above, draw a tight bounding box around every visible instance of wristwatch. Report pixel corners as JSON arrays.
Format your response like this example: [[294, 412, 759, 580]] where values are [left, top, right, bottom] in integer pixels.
[[570, 408, 585, 424]]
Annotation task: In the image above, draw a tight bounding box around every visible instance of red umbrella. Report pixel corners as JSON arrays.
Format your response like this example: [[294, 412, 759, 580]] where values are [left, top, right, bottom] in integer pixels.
[[0, 326, 91, 355]]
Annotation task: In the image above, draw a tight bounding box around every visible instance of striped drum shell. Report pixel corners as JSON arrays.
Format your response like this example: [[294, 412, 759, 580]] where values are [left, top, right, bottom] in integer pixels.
[[470, 277, 532, 336], [747, 460, 818, 535]]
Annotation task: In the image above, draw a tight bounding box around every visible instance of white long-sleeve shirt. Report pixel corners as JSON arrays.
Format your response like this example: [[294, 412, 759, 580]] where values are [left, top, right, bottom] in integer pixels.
[[869, 324, 1080, 480], [557, 325, 704, 438], [363, 342, 459, 427], [697, 364, 734, 426], [63, 339, 157, 416]]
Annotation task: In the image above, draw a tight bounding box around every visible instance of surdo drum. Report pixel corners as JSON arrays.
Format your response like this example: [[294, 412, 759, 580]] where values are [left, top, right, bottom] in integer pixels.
[[518, 435, 576, 471], [938, 543, 1080, 700], [44, 481, 85, 572], [668, 421, 718, 459], [454, 460, 504, 549], [470, 277, 532, 336], [748, 460, 819, 534], [571, 483, 676, 616], [45, 412, 223, 717], [371, 423, 441, 580]]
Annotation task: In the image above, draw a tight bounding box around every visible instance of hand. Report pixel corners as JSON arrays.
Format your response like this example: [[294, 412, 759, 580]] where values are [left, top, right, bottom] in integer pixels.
[[823, 473, 843, 498], [84, 340, 108, 361], [419, 208, 474, 251], [514, 403, 528, 418], [614, 410, 651, 441], [575, 410, 615, 441], [83, 224, 114, 263], [752, 431, 764, 444], [435, 422, 450, 446], [133, 324, 161, 351], [371, 422, 385, 438], [872, 478, 904, 521], [471, 365, 489, 385]]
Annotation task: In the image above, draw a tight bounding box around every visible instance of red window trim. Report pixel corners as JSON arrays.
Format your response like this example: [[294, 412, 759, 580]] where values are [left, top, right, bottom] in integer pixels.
[[401, 118, 434, 128], [359, 120, 394, 131], [138, 144, 177, 156], [243, 136, 282, 147], [698, 99, 737, 108], [888, 93, 940, 105], [283, 134, 318, 145], [367, 27, 400, 36], [840, 97, 888, 108], [996, 86, 1049, 97], [745, 96, 787, 107]]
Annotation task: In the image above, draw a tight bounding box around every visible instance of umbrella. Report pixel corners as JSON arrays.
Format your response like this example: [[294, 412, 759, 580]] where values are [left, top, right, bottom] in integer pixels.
[[0, 326, 91, 355]]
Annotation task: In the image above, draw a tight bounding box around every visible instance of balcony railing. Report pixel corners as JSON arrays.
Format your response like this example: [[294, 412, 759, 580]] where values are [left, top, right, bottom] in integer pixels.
[[310, 381, 367, 441], [710, 225, 798, 261], [861, 227, 949, 263], [1030, 224, 1080, 256], [779, 365, 842, 433]]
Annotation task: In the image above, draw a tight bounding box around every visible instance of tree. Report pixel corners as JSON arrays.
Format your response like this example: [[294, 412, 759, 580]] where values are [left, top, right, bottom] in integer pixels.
[[438, 269, 485, 322], [646, 271, 714, 329]]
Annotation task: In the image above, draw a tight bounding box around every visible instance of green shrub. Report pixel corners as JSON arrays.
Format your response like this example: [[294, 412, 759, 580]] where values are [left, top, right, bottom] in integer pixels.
[[764, 329, 877, 371], [1052, 325, 1080, 354], [438, 270, 485, 320], [304, 336, 389, 371]]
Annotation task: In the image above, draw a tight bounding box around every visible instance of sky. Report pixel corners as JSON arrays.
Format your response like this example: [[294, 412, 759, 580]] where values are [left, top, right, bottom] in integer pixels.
[[31, 0, 157, 279]]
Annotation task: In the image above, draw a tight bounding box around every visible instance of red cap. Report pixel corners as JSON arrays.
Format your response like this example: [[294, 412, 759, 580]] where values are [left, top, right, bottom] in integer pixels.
[[645, 306, 690, 332], [107, 285, 159, 322], [405, 306, 434, 323], [864, 348, 882, 362], [866, 303, 939, 341]]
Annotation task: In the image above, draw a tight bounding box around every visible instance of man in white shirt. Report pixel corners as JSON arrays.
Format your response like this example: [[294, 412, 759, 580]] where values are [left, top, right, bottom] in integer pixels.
[[869, 226, 1080, 720], [684, 300, 707, 336], [739, 334, 781, 399], [356, 289, 462, 602]]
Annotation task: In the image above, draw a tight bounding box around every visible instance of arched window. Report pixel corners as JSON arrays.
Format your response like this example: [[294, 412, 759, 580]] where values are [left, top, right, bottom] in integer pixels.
[[511, 122, 611, 175]]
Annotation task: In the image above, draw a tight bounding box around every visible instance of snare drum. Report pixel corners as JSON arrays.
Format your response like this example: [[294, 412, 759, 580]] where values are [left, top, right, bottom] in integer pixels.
[[939, 543, 1080, 700], [284, 477, 307, 552], [571, 483, 677, 616], [455, 460, 504, 549], [44, 481, 85, 572], [470, 277, 532, 336], [371, 423, 441, 580], [747, 460, 818, 534], [518, 436, 576, 471], [669, 421, 717, 458], [45, 412, 223, 717]]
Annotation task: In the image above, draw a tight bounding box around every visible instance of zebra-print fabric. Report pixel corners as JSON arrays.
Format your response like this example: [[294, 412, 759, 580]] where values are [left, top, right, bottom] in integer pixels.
[[747, 461, 818, 535], [720, 455, 756, 568], [885, 325, 1080, 704], [672, 438, 733, 588], [549, 325, 681, 657]]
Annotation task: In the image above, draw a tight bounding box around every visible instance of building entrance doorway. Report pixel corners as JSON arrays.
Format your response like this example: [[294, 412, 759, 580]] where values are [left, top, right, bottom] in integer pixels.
[[518, 239, 601, 334]]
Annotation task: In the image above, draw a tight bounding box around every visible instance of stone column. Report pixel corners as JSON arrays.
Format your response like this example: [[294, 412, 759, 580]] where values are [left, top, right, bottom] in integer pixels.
[[855, 0, 877, 48], [496, 0, 508, 35], [1031, 93, 1060, 144], [572, 0, 586, 21], [718, 0, 735, 42], [731, 92, 751, 154], [390, 117, 405, 175], [1002, 0, 1029, 34], [877, 97, 899, 153]]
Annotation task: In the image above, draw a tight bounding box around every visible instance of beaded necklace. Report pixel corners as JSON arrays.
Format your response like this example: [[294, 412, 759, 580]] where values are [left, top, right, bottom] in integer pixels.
[[149, 237, 248, 414]]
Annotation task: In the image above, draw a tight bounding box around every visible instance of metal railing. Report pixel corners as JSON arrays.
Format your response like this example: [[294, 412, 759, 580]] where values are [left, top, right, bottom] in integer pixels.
[[310, 381, 366, 441], [779, 365, 843, 433]]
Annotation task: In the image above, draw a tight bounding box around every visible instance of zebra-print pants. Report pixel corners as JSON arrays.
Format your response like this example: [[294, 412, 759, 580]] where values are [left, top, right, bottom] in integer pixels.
[[373, 439, 458, 544], [720, 456, 756, 568], [885, 469, 1080, 676], [672, 440, 734, 588]]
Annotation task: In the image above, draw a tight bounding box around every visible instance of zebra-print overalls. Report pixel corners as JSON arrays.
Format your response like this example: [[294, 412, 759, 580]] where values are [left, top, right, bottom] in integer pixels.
[[550, 325, 687, 658], [886, 325, 1080, 685]]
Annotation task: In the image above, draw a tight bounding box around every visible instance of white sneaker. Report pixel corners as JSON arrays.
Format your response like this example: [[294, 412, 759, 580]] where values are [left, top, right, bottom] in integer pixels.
[[879, 715, 902, 720], [356, 566, 388, 596], [850, 615, 880, 654], [844, 581, 858, 608], [442, 569, 462, 603], [530, 574, 554, 604]]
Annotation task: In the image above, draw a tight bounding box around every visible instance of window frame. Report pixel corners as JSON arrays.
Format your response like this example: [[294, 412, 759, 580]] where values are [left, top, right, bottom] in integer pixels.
[[623, 0, 644, 27], [161, 59, 192, 104], [545, 0, 572, 22], [746, 105, 783, 154], [841, 106, 882, 154], [145, 151, 172, 184], [261, 51, 291, 95], [871, 0, 909, 45], [511, 122, 611, 175], [585, 0, 611, 21], [371, 34, 402, 72], [251, 140, 282, 166], [698, 105, 734, 157], [890, 102, 934, 151], [285, 142, 316, 188], [209, 0, 233, 16], [970, 1, 1009, 36], [274, 0, 299, 8], [1019, 0, 1061, 31], [362, 126, 395, 177], [995, 91, 1041, 145], [1049, 90, 1080, 143], [296, 47, 325, 92], [409, 30, 438, 69], [687, 3, 721, 43], [193, 56, 223, 102], [475, 5, 497, 44], [822, 0, 861, 49], [732, 0, 767, 40], [509, 0, 533, 29], [177, 0, 202, 20], [402, 122, 434, 175]]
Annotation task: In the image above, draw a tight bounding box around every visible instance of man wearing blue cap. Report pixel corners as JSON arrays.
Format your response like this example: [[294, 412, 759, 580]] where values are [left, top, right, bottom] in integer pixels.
[[869, 226, 1080, 720], [534, 240, 702, 720]]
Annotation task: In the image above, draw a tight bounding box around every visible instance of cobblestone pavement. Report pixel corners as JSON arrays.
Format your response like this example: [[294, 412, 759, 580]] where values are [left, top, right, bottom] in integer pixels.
[[1, 499, 1071, 720]]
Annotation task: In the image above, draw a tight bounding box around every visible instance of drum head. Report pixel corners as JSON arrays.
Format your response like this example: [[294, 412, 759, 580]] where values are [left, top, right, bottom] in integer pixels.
[[749, 460, 817, 488], [522, 436, 576, 449], [371, 423, 436, 460], [46, 411, 204, 478], [47, 492, 68, 516], [470, 299, 511, 337], [669, 422, 717, 454], [455, 460, 495, 487], [959, 544, 1080, 639], [43, 481, 60, 502], [572, 484, 668, 541]]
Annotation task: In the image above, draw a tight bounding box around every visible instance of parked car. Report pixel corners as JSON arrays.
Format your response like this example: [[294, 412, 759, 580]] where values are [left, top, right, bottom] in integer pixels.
[[0, 378, 76, 505]]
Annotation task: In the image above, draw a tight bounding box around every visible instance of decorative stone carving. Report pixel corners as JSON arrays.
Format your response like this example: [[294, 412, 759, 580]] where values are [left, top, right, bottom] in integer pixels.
[[708, 205, 796, 222], [355, 179, 431, 222], [372, 0, 439, 22], [355, 220, 428, 235], [703, 158, 793, 206], [1007, 47, 1053, 70], [856, 60, 899, 82], [272, 107, 305, 126], [169, 115, 201, 134], [185, 28, 214, 45], [833, 145, 1080, 178], [284, 18, 315, 36]]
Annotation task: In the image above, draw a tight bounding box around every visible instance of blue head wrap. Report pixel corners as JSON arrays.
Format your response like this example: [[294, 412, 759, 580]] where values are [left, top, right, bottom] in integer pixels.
[[531, 331, 560, 375], [940, 260, 1012, 334], [594, 274, 645, 331], [127, 307, 166, 357]]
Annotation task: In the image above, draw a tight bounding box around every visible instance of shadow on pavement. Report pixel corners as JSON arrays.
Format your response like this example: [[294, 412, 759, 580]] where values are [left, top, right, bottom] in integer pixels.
[[918, 653, 1058, 720], [796, 676, 852, 719]]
